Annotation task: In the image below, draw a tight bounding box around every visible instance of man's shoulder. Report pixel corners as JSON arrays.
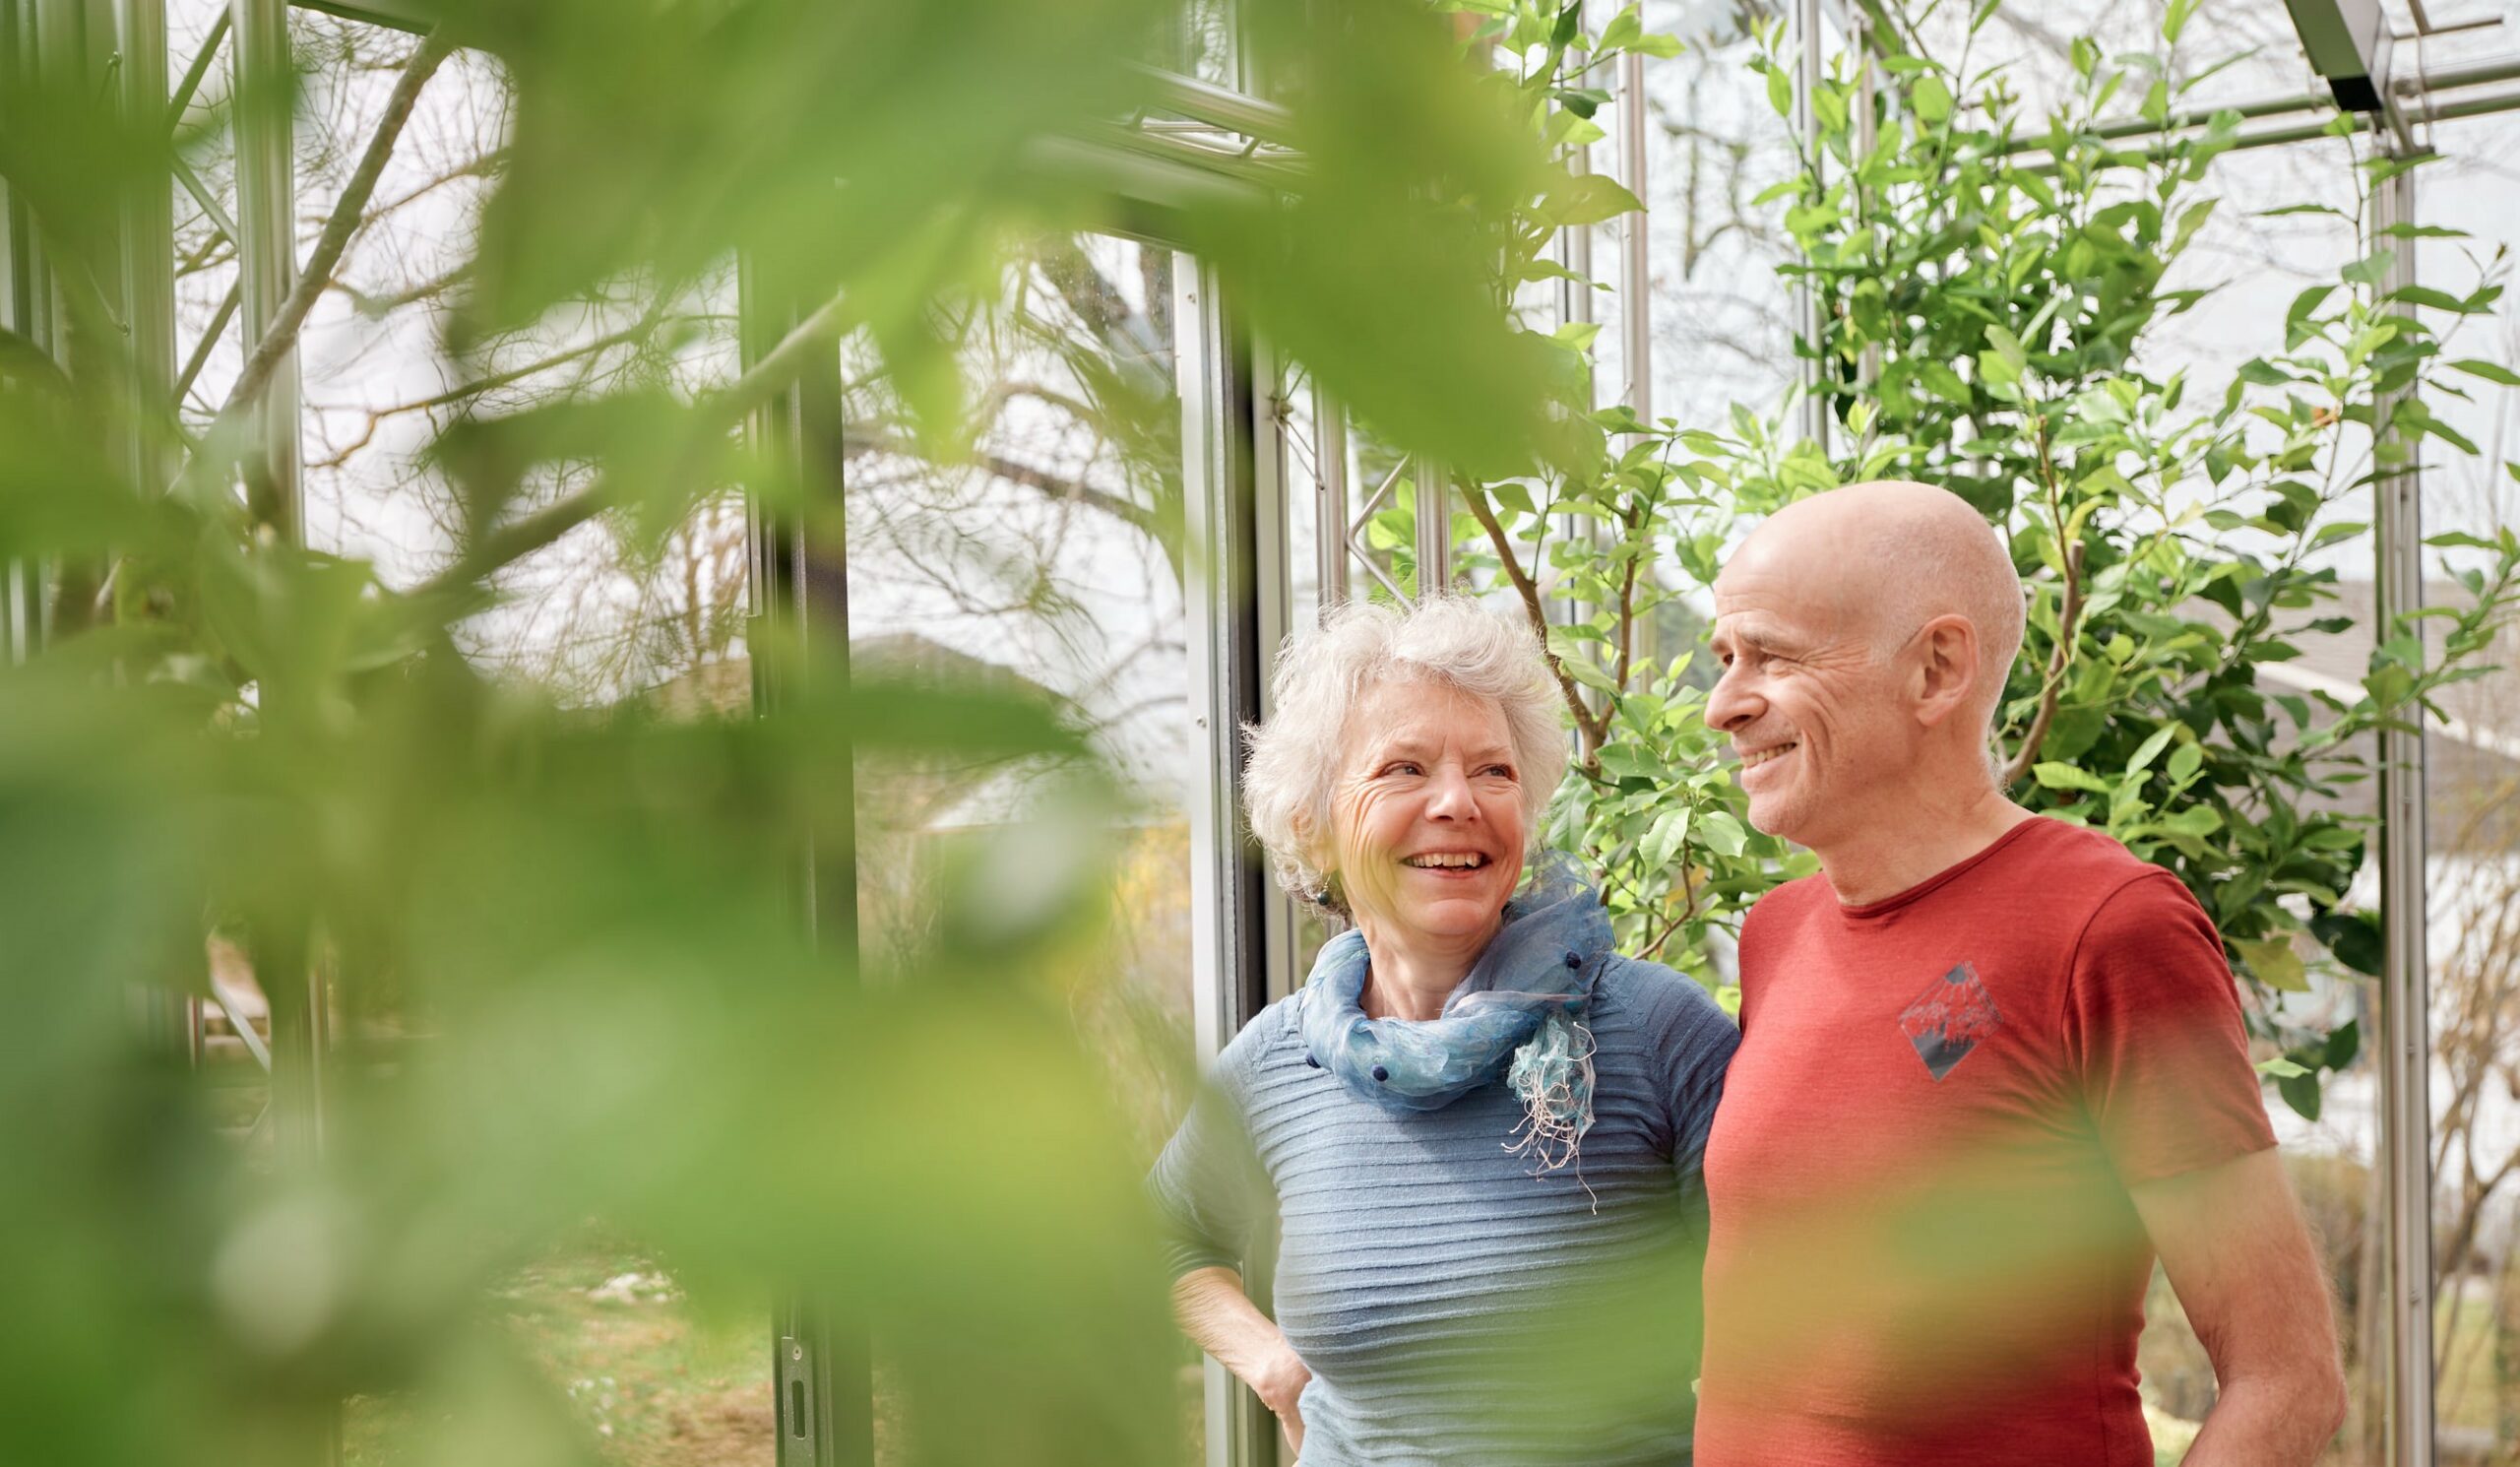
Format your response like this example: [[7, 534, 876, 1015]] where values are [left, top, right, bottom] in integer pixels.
[[1999, 816, 2202, 925]]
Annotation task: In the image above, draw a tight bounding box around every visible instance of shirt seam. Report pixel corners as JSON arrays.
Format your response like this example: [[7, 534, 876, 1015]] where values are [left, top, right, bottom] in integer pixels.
[[2054, 866, 2191, 1047]]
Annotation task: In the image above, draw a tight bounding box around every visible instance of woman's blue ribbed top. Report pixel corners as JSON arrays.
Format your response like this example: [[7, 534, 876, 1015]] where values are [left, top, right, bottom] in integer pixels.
[[1149, 954, 1738, 1466]]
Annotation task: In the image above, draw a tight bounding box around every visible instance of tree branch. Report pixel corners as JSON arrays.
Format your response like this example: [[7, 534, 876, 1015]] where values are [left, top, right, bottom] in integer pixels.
[[2002, 540, 2084, 786], [409, 293, 850, 601], [1460, 480, 1606, 755], [841, 424, 1155, 537], [220, 34, 454, 434], [2003, 410, 2086, 787]]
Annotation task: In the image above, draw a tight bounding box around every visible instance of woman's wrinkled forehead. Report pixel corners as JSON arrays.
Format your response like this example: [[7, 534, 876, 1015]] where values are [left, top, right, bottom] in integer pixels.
[[1341, 674, 1512, 761]]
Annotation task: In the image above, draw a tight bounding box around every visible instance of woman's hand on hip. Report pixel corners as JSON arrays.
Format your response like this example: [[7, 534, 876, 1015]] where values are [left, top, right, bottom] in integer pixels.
[[1167, 1268, 1310, 1457], [1253, 1342, 1310, 1456]]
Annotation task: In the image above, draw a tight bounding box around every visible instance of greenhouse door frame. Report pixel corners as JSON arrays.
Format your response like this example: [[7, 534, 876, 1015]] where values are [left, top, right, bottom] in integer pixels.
[[736, 150, 1301, 1467]]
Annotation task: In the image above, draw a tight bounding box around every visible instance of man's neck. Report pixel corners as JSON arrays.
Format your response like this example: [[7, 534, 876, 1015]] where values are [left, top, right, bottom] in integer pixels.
[[1354, 920, 1497, 1021], [1813, 784, 2038, 908]]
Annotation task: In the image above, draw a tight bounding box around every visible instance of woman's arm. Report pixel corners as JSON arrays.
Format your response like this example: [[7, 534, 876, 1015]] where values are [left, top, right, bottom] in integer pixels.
[[1171, 1265, 1310, 1455]]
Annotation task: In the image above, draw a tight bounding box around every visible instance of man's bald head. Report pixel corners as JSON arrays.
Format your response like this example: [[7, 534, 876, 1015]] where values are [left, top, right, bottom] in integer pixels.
[[1723, 480, 2025, 731]]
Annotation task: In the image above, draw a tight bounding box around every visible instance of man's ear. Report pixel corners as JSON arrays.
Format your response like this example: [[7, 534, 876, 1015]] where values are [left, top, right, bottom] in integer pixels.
[[1911, 613, 1982, 728]]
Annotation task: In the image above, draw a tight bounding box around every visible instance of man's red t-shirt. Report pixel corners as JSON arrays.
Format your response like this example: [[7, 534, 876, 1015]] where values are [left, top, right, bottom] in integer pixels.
[[1695, 815, 2277, 1467]]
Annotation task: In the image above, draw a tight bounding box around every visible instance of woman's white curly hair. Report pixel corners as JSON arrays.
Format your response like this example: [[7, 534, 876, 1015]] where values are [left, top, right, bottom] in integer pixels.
[[1242, 594, 1568, 919]]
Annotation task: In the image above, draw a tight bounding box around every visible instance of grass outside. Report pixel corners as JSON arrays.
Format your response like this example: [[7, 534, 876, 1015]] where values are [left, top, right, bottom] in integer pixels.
[[2435, 1284, 2513, 1450], [345, 1243, 771, 1467]]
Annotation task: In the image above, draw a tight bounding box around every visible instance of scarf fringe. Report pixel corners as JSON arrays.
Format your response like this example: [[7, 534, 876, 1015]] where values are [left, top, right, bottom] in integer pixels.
[[1503, 1013, 1598, 1199]]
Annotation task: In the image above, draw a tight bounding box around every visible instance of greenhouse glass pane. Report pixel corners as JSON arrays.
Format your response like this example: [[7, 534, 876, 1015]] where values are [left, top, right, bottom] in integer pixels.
[[1638, 1, 1802, 432], [280, 8, 749, 704], [1178, 0, 1237, 89], [169, 0, 238, 431], [2410, 105, 2520, 1467], [1915, 0, 2325, 127], [252, 13, 773, 1465], [837, 231, 1203, 1466], [2106, 123, 2388, 1467]]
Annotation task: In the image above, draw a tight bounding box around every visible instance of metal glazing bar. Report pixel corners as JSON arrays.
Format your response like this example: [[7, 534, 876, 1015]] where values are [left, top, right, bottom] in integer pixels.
[[2417, 82, 2520, 125], [1559, 32, 1595, 344], [1413, 459, 1450, 597], [1344, 455, 1411, 604], [119, 0, 176, 475], [2070, 88, 2338, 146], [174, 279, 239, 403], [1852, 10, 1880, 399], [2396, 50, 2520, 96], [1994, 52, 2520, 163], [167, 7, 227, 134], [1250, 335, 1296, 664], [230, 0, 298, 538], [1552, 11, 1602, 634], [1128, 60, 1294, 145], [1246, 337, 1310, 1010], [2014, 114, 2355, 173], [210, 981, 273, 1072], [1309, 376, 1349, 608], [1027, 129, 1292, 216], [4, 563, 27, 665], [1793, 0, 1829, 451], [1094, 121, 1303, 182], [2369, 146, 2435, 1467], [287, 0, 430, 32], [0, 0, 32, 669], [172, 153, 242, 247], [1175, 251, 1278, 1467], [1618, 46, 1651, 425], [742, 250, 873, 1467]]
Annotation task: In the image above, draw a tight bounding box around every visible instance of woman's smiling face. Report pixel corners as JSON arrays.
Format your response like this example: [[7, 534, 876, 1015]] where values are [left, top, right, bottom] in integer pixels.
[[1323, 676, 1526, 953]]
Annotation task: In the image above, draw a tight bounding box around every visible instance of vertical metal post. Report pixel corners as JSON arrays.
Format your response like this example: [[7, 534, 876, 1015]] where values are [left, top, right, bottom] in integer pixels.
[[1617, 46, 1651, 426], [1249, 337, 1296, 666], [1308, 379, 1349, 609], [1851, 10, 1881, 406], [2369, 143, 2435, 1467], [1413, 458, 1450, 598], [231, 0, 298, 540], [1246, 340, 1312, 1008], [1176, 252, 1276, 1467], [119, 0, 172, 476], [114, 0, 202, 1070], [1792, 0, 1830, 451], [0, 0, 34, 663], [743, 260, 873, 1467], [1551, 5, 1599, 639]]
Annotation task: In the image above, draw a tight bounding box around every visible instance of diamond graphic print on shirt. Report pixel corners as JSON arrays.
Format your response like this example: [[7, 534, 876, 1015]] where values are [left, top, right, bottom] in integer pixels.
[[1897, 962, 2002, 1081]]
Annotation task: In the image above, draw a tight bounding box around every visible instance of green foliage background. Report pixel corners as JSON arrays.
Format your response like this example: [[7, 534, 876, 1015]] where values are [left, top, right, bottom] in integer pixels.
[[1445, 3, 2520, 1124], [3, 1, 2517, 1464]]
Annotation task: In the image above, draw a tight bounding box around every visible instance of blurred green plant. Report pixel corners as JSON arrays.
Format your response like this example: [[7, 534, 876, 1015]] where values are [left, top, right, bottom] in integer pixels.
[[0, 2, 1596, 1465]]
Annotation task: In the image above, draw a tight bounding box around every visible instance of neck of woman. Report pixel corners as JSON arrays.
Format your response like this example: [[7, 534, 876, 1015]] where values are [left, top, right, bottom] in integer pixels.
[[1354, 919, 1498, 1021]]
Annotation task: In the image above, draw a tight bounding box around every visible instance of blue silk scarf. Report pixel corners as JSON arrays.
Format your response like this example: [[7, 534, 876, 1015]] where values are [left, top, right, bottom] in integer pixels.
[[1296, 857, 1610, 1171]]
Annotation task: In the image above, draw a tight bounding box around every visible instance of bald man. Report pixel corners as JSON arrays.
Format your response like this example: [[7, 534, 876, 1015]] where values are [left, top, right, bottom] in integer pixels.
[[1692, 482, 2346, 1466]]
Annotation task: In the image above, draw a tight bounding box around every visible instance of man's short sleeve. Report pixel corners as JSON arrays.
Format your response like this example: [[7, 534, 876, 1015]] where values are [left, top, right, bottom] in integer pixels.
[[2064, 871, 2277, 1185]]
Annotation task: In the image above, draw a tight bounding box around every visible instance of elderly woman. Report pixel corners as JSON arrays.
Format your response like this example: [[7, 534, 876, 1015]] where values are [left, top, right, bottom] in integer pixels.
[[1150, 595, 1738, 1465]]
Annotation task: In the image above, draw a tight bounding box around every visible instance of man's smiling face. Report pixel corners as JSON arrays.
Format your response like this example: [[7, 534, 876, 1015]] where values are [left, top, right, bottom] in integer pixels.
[[1707, 528, 1918, 851]]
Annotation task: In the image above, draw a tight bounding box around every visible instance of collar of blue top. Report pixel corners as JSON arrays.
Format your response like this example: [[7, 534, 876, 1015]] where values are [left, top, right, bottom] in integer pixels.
[[1296, 854, 1609, 1166]]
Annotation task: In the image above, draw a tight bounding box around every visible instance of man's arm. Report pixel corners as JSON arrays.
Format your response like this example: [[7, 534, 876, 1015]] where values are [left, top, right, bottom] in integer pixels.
[[2129, 1148, 2348, 1466], [1171, 1266, 1311, 1455]]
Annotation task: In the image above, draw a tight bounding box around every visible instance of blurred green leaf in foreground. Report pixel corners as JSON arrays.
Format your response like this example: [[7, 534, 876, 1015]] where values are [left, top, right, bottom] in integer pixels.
[[0, 1, 1584, 1463]]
